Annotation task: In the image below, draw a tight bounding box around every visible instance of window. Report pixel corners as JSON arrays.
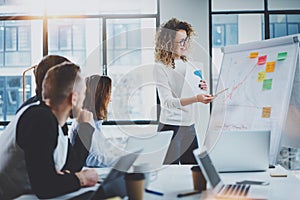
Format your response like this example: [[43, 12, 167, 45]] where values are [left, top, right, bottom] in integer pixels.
[[211, 14, 263, 93], [18, 26, 30, 50], [2, 24, 31, 52], [107, 18, 157, 121], [5, 27, 17, 51], [0, 0, 158, 128], [58, 26, 72, 51], [0, 76, 32, 121], [0, 26, 4, 52], [268, 0, 300, 10], [212, 15, 238, 47], [270, 15, 300, 39], [0, 21, 34, 68], [48, 19, 87, 65], [212, 0, 264, 11], [107, 19, 143, 66], [0, 19, 42, 122]]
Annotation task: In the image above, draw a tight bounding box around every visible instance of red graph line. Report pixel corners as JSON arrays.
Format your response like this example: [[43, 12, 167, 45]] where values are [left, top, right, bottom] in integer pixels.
[[225, 63, 258, 101]]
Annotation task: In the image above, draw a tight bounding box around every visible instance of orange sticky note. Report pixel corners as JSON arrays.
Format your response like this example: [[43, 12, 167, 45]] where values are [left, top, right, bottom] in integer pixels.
[[257, 71, 266, 82], [266, 61, 276, 72], [258, 55, 267, 65], [250, 52, 259, 58], [262, 107, 271, 118]]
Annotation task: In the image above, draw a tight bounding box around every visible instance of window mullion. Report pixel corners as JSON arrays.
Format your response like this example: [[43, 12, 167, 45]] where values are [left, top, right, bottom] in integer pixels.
[[102, 17, 107, 76]]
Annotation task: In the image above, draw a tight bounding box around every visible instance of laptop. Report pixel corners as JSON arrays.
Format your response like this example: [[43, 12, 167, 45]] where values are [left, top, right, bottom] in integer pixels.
[[205, 130, 270, 172], [68, 149, 142, 200], [193, 148, 268, 199], [125, 130, 173, 170]]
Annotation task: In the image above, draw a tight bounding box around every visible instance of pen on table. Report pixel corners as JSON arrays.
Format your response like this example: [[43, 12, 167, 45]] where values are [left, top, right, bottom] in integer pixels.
[[177, 190, 201, 198], [145, 188, 164, 196], [270, 173, 288, 177]]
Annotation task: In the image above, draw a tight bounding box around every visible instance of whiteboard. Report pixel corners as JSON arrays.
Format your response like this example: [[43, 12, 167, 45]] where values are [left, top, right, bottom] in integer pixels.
[[204, 35, 300, 165]]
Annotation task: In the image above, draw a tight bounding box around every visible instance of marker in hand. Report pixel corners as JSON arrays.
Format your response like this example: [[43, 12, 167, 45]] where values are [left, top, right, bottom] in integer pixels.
[[194, 70, 203, 79]]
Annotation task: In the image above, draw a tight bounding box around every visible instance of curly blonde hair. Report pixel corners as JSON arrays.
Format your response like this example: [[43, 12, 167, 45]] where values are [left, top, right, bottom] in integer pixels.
[[155, 18, 195, 68]]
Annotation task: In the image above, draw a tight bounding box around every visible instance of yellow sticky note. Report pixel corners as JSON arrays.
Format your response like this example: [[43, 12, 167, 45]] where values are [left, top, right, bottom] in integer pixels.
[[250, 52, 259, 58], [266, 61, 276, 73], [262, 107, 271, 118], [257, 71, 266, 82]]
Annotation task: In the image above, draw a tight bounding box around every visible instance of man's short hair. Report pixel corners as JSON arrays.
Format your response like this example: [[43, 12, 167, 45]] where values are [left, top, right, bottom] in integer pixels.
[[42, 62, 81, 106]]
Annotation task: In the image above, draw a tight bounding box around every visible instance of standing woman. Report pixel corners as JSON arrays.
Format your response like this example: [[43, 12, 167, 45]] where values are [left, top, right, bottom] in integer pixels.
[[154, 18, 214, 164]]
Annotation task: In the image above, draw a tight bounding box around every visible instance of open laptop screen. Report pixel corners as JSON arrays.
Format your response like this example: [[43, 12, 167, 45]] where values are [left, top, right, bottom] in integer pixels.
[[68, 149, 142, 200], [196, 150, 221, 188], [125, 130, 173, 170], [205, 130, 270, 172]]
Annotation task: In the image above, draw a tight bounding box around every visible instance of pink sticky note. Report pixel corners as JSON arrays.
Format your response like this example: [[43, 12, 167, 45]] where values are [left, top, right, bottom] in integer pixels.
[[257, 55, 267, 65]]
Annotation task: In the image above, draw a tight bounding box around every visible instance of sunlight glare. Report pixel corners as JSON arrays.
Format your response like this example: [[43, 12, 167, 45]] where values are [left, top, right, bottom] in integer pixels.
[[44, 0, 99, 15]]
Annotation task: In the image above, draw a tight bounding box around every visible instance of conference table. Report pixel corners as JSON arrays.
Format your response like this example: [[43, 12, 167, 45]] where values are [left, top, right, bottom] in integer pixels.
[[16, 165, 300, 200]]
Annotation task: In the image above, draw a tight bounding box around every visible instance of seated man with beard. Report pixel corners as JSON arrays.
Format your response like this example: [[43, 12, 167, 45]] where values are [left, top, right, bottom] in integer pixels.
[[0, 62, 98, 199]]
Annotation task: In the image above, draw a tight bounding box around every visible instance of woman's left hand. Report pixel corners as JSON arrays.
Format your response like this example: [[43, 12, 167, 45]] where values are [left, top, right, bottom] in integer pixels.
[[199, 80, 208, 90]]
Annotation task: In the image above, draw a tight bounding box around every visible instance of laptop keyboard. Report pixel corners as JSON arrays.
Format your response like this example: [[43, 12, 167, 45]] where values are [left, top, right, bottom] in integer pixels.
[[217, 184, 250, 198]]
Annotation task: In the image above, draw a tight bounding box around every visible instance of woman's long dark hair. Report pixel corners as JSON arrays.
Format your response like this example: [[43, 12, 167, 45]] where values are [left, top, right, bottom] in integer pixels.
[[83, 75, 112, 120]]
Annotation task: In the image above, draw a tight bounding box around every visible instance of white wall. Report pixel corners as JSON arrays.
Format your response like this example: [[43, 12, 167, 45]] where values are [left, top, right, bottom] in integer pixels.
[[160, 0, 210, 145]]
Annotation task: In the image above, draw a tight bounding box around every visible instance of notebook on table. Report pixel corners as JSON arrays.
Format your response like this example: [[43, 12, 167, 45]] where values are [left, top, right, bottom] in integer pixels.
[[125, 130, 173, 170], [68, 149, 142, 200], [193, 148, 268, 200], [205, 130, 270, 172]]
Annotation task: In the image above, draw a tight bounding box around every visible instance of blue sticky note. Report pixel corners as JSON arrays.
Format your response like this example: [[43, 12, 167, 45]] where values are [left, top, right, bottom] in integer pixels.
[[194, 70, 202, 79]]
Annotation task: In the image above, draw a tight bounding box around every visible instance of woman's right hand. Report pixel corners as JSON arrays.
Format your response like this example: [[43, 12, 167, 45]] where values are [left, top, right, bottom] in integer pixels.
[[196, 94, 214, 104]]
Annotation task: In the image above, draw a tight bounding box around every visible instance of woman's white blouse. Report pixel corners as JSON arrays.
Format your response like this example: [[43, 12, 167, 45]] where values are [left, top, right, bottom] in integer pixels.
[[154, 59, 196, 126]]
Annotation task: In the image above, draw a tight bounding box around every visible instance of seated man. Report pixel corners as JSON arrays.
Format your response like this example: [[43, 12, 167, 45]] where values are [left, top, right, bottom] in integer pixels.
[[0, 62, 98, 199]]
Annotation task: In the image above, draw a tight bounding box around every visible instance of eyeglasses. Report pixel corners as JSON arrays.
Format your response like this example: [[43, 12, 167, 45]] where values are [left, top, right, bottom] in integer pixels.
[[175, 37, 189, 47]]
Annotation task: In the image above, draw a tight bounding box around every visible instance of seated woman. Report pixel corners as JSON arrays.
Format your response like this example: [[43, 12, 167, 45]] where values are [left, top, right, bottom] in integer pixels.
[[69, 75, 125, 167]]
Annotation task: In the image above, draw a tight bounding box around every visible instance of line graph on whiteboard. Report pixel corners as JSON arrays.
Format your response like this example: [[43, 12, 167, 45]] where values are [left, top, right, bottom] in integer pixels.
[[208, 54, 277, 132]]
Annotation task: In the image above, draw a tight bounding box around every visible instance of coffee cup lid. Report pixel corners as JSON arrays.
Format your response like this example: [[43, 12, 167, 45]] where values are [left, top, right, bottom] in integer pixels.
[[191, 166, 201, 172]]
